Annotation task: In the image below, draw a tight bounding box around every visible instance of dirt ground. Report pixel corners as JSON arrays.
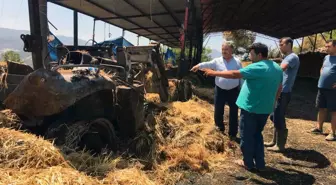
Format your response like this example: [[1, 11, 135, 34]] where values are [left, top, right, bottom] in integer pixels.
[[185, 77, 336, 185]]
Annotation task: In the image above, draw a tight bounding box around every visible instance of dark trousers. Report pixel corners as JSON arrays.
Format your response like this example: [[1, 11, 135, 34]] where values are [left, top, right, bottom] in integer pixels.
[[240, 109, 269, 169], [214, 85, 239, 137], [270, 92, 291, 130]]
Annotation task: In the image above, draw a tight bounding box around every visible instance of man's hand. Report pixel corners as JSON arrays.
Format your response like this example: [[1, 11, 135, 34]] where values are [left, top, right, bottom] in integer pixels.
[[190, 64, 200, 72], [333, 83, 336, 89], [202, 68, 216, 77]]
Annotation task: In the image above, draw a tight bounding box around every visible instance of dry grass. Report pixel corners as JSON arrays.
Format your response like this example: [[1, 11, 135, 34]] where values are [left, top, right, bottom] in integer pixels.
[[0, 128, 68, 169], [145, 93, 161, 103], [0, 95, 233, 185], [102, 167, 156, 185], [150, 96, 230, 184], [0, 166, 100, 185], [0, 109, 22, 129]]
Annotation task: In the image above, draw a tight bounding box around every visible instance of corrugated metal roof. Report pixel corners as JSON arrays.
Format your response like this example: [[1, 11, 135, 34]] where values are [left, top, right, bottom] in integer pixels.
[[48, 0, 202, 47]]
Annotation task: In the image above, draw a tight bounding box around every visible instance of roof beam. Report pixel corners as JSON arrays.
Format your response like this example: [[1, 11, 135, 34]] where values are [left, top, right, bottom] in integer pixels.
[[98, 10, 185, 21], [123, 0, 180, 42], [158, 0, 182, 27], [269, 0, 331, 31], [278, 9, 336, 36], [142, 32, 180, 37], [84, 0, 175, 46], [127, 24, 194, 31]]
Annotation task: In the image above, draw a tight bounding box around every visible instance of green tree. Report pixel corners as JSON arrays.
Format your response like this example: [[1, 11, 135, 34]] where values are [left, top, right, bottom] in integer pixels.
[[201, 47, 212, 62], [223, 30, 256, 52], [1, 50, 22, 63], [300, 30, 336, 52], [172, 47, 212, 63]]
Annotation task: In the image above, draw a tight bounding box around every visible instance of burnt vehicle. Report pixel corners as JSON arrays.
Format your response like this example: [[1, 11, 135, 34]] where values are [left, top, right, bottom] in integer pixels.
[[1, 41, 170, 151]]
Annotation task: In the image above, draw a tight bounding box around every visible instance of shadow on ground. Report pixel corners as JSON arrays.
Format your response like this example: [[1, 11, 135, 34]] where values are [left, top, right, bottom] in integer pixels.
[[249, 167, 316, 185], [279, 148, 331, 169]]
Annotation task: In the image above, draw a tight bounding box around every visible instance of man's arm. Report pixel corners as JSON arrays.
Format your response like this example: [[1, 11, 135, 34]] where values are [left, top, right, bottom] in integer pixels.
[[190, 59, 217, 72], [280, 54, 297, 71], [203, 69, 243, 79], [237, 60, 245, 88], [280, 63, 289, 71]]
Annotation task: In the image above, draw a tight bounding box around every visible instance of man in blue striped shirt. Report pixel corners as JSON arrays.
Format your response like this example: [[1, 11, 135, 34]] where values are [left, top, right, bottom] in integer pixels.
[[191, 42, 243, 139]]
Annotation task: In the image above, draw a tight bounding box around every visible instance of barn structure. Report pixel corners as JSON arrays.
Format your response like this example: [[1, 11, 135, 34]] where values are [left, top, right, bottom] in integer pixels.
[[28, 0, 336, 77]]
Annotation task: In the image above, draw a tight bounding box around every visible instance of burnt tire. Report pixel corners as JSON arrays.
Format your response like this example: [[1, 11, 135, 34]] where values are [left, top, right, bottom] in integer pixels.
[[44, 118, 117, 154]]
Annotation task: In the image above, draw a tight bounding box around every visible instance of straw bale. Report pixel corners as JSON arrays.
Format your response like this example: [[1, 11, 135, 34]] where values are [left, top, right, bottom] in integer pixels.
[[64, 151, 125, 177], [0, 166, 100, 185], [102, 167, 155, 185], [145, 93, 161, 103], [0, 128, 67, 169], [154, 97, 226, 173], [145, 71, 154, 92], [0, 109, 22, 129]]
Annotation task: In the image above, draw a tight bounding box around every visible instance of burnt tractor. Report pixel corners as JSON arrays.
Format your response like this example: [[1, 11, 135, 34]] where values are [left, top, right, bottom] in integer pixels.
[[0, 42, 191, 154]]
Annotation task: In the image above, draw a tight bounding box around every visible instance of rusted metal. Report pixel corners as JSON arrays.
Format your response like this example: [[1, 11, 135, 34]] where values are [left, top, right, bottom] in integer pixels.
[[4, 68, 117, 118]]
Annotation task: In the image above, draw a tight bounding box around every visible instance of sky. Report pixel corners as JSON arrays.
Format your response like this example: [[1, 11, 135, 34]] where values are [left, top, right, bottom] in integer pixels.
[[0, 0, 298, 52]]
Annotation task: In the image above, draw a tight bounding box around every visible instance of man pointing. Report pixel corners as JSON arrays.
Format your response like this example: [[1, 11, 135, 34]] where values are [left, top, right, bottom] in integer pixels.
[[191, 42, 243, 139]]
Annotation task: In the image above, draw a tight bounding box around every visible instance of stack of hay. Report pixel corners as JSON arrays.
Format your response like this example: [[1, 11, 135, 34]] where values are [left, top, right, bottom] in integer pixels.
[[0, 96, 234, 185]]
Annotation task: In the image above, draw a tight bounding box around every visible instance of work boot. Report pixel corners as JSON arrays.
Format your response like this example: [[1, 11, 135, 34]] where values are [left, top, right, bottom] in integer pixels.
[[267, 129, 288, 152], [264, 128, 276, 147], [325, 133, 336, 141]]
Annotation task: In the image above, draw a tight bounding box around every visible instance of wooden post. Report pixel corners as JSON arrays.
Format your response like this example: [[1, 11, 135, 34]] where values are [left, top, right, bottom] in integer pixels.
[[313, 34, 317, 51]]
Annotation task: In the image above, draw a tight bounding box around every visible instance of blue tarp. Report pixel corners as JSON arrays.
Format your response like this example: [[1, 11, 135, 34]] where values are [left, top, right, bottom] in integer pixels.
[[96, 36, 134, 55], [47, 31, 63, 61], [164, 48, 176, 65]]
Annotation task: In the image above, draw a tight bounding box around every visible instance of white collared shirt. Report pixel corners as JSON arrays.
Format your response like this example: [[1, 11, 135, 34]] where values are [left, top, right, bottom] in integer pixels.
[[199, 56, 244, 90]]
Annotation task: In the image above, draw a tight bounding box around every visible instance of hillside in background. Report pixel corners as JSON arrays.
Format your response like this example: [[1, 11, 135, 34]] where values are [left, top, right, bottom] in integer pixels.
[[0, 27, 86, 67]]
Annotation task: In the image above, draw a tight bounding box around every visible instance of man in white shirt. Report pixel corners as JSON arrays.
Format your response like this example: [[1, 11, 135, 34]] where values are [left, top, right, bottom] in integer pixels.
[[191, 42, 243, 139]]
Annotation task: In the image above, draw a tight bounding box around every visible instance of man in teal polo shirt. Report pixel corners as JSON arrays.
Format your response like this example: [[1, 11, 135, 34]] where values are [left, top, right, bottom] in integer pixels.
[[202, 43, 283, 170]]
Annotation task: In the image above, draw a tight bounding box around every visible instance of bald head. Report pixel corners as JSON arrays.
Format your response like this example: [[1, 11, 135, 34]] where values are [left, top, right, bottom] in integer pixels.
[[222, 42, 234, 60]]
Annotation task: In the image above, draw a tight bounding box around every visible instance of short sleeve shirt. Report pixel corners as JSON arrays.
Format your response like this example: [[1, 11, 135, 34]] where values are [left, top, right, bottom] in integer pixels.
[[236, 60, 283, 114], [281, 53, 300, 92], [318, 55, 336, 89]]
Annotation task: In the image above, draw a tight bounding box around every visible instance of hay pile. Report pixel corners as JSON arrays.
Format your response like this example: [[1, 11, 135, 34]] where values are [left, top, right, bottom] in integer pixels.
[[149, 96, 229, 184], [0, 167, 100, 185], [0, 95, 232, 185], [0, 128, 68, 169], [102, 167, 155, 185], [145, 93, 161, 103], [0, 109, 22, 129]]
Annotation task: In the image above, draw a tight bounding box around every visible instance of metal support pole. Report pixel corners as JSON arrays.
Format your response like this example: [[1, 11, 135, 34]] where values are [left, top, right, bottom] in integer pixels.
[[300, 37, 304, 52], [313, 34, 317, 51], [28, 0, 43, 69], [177, 0, 190, 79], [307, 36, 314, 47], [320, 33, 327, 42], [330, 30, 333, 39], [137, 35, 139, 46], [74, 10, 78, 47], [188, 0, 195, 68], [92, 19, 96, 46], [39, 0, 50, 66]]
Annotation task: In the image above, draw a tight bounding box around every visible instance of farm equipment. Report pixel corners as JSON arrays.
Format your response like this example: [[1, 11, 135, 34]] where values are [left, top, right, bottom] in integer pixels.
[[0, 0, 194, 154], [0, 41, 179, 153]]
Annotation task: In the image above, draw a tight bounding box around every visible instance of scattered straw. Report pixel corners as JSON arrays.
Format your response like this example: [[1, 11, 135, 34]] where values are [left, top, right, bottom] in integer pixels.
[[0, 109, 22, 129], [64, 151, 124, 177], [102, 167, 155, 185], [145, 93, 161, 103], [0, 166, 100, 185], [151, 96, 229, 184], [0, 128, 68, 169]]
